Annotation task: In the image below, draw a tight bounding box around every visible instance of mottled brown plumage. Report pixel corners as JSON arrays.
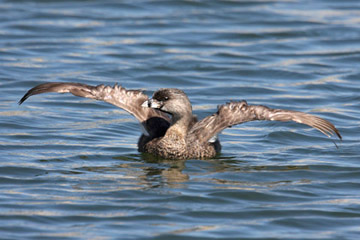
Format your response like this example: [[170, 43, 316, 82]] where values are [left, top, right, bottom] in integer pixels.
[[19, 82, 342, 159]]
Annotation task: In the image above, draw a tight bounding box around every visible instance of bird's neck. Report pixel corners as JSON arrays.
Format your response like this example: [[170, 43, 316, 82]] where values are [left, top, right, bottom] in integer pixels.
[[166, 111, 193, 139]]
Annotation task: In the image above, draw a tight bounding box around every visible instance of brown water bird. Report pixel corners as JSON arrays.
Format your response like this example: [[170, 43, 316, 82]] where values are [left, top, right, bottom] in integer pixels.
[[19, 82, 342, 159]]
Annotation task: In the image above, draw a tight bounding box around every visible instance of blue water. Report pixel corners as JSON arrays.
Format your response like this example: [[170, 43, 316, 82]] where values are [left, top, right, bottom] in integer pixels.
[[1, 0, 360, 239]]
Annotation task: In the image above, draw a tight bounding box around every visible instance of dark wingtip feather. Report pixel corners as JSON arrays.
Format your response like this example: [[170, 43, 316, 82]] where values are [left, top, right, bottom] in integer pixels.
[[310, 117, 342, 141], [18, 85, 44, 105], [18, 82, 61, 105], [318, 117, 342, 140], [334, 128, 342, 140], [18, 91, 31, 105]]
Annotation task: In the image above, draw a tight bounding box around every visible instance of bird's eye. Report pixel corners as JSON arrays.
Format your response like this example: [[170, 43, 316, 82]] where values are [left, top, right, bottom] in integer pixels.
[[164, 96, 169, 101]]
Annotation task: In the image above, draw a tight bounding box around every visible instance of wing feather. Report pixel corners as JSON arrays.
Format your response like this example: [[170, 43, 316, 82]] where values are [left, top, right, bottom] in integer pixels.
[[188, 101, 341, 144], [19, 82, 170, 136]]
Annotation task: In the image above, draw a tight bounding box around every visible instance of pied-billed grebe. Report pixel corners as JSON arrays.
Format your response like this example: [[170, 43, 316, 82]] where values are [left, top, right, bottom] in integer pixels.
[[19, 82, 342, 159]]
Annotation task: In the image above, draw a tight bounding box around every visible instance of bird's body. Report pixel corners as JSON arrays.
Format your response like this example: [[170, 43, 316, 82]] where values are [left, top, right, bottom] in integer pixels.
[[19, 82, 341, 159]]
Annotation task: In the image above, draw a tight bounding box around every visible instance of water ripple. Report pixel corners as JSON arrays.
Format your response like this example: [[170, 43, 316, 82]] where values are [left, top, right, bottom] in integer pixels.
[[1, 0, 360, 239]]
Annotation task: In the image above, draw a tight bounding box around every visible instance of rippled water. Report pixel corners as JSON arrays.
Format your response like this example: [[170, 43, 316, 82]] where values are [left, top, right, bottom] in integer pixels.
[[1, 0, 360, 239]]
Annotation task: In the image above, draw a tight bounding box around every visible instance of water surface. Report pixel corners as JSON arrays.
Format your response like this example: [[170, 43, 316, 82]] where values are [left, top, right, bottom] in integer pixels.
[[1, 0, 360, 239]]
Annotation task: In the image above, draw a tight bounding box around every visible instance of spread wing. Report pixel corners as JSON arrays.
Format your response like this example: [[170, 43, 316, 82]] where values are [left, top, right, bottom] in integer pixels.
[[188, 100, 342, 144], [19, 82, 170, 137]]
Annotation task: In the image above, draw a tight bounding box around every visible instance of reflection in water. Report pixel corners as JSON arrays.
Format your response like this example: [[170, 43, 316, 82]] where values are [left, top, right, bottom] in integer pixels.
[[72, 153, 313, 192], [120, 153, 189, 188]]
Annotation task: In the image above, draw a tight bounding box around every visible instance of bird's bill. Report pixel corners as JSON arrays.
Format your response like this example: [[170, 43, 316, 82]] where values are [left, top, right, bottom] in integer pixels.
[[141, 99, 162, 109]]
